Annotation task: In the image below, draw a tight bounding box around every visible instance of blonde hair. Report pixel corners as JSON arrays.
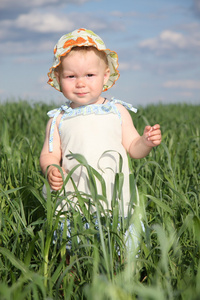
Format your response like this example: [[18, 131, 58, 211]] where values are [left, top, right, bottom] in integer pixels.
[[70, 46, 109, 66]]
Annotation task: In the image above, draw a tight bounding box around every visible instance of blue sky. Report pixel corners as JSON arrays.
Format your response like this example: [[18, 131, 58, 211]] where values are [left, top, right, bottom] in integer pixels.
[[0, 0, 200, 106]]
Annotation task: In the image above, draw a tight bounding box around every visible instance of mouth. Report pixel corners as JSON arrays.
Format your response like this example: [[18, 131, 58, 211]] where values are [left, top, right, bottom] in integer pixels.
[[76, 93, 86, 97], [75, 92, 88, 97]]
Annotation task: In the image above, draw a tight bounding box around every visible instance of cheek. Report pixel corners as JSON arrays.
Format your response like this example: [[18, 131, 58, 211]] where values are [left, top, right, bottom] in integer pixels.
[[60, 79, 72, 91]]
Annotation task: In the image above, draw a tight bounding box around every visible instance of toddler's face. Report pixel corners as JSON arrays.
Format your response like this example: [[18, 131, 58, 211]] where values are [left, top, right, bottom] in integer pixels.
[[55, 49, 110, 108]]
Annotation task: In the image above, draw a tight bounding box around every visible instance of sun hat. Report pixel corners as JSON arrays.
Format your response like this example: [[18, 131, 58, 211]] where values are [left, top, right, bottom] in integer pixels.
[[47, 28, 120, 92]]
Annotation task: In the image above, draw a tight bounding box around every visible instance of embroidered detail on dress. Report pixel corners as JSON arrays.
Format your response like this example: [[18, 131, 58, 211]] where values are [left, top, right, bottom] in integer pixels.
[[48, 99, 137, 152]]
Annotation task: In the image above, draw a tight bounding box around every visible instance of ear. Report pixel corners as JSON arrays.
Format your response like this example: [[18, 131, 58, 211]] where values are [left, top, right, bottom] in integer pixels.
[[54, 69, 60, 85], [103, 67, 110, 85]]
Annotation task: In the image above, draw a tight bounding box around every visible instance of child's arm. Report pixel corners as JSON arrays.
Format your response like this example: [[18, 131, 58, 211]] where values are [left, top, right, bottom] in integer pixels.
[[117, 104, 162, 158], [40, 117, 65, 190]]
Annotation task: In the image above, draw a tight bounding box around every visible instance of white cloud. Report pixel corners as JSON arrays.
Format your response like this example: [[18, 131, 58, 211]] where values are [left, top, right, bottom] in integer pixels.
[[163, 80, 200, 89], [110, 11, 138, 18], [0, 10, 115, 39], [139, 29, 200, 55], [15, 11, 74, 33], [120, 62, 141, 71], [0, 40, 54, 55], [140, 30, 185, 50], [0, 0, 90, 9], [0, 11, 74, 35]]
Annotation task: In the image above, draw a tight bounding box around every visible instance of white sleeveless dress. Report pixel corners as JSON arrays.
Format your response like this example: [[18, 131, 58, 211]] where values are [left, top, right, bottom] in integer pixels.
[[47, 98, 137, 217]]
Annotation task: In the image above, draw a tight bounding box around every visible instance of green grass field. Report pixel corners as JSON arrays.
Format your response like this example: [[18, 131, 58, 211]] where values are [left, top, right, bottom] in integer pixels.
[[0, 100, 199, 299]]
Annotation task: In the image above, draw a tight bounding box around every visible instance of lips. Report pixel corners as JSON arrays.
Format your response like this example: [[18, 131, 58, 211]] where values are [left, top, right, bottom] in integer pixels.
[[75, 92, 88, 97]]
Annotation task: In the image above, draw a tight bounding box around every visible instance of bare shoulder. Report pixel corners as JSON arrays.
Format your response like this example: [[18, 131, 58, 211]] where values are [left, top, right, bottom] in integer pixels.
[[114, 103, 134, 124], [115, 103, 129, 113]]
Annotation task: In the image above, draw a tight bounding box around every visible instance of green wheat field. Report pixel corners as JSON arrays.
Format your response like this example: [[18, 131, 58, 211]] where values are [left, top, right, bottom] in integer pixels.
[[0, 100, 199, 300]]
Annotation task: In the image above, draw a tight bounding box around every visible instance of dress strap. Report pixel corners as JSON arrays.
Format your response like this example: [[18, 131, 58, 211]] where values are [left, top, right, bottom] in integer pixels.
[[111, 97, 137, 113], [47, 103, 71, 152]]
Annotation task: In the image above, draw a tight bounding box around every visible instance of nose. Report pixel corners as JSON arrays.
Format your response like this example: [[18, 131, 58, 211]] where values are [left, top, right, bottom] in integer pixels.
[[76, 77, 85, 88]]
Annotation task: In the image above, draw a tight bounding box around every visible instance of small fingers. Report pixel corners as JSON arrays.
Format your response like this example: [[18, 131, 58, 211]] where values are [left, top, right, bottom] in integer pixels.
[[49, 175, 63, 184], [148, 130, 161, 138], [148, 125, 161, 137], [48, 167, 65, 190], [146, 124, 161, 146], [52, 168, 64, 177], [147, 132, 162, 145], [49, 177, 64, 190], [144, 125, 152, 135], [148, 136, 162, 144], [51, 183, 63, 191], [152, 124, 160, 130]]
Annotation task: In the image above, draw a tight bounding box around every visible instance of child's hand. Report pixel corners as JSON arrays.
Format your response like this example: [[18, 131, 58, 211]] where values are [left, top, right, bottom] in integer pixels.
[[47, 166, 65, 190], [143, 124, 162, 148]]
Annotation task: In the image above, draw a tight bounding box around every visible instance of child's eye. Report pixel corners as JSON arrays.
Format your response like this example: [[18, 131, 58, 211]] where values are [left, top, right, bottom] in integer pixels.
[[87, 74, 94, 77], [68, 75, 75, 79]]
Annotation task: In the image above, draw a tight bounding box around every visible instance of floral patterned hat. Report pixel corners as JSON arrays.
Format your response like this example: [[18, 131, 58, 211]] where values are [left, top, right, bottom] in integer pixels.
[[48, 28, 120, 92]]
